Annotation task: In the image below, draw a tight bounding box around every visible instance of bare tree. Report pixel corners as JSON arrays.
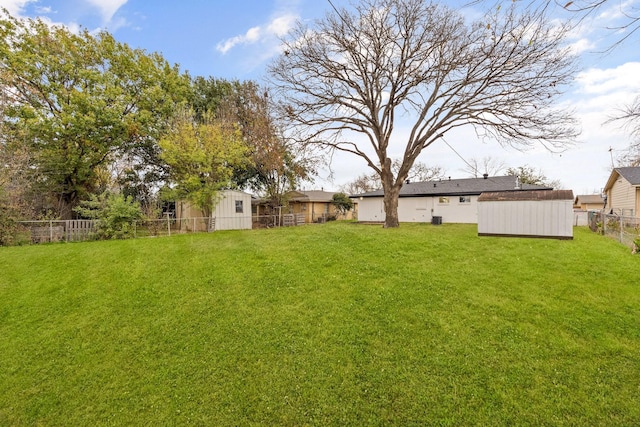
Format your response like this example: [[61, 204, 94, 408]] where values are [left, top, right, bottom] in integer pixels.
[[558, 0, 640, 49], [460, 156, 507, 178], [341, 160, 445, 194], [269, 0, 578, 227]]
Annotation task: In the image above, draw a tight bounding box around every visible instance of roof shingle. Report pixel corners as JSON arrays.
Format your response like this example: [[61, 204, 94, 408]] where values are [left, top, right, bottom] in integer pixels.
[[352, 175, 552, 198]]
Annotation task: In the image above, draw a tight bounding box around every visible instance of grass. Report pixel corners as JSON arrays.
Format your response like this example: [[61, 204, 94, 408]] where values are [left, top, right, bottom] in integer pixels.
[[0, 222, 638, 426]]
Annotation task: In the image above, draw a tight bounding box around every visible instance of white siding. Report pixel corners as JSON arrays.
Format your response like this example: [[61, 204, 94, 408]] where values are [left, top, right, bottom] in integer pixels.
[[478, 199, 573, 238], [356, 195, 479, 223], [212, 190, 252, 230], [357, 198, 385, 222]]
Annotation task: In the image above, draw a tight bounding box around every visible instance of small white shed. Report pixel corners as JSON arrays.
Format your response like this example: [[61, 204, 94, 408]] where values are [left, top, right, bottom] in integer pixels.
[[212, 190, 252, 230], [477, 190, 574, 239]]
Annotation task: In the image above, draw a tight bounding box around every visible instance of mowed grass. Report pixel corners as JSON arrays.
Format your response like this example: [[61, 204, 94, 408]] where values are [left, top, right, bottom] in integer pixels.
[[0, 223, 638, 426]]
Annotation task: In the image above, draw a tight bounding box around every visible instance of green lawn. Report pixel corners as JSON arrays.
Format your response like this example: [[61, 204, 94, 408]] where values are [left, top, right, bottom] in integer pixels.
[[1, 223, 638, 426]]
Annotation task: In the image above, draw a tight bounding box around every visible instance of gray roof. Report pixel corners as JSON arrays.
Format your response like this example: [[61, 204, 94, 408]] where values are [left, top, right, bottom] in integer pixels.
[[352, 175, 552, 198], [615, 167, 640, 185]]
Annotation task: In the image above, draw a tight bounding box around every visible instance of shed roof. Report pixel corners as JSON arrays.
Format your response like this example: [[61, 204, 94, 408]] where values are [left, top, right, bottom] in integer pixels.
[[352, 175, 551, 198], [478, 189, 573, 202]]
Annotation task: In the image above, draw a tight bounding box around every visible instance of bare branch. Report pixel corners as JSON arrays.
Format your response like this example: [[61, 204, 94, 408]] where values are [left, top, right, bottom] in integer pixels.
[[268, 0, 579, 227]]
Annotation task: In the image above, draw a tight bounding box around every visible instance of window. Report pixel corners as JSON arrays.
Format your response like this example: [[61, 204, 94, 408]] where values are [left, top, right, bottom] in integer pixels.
[[235, 200, 243, 213], [438, 197, 449, 204], [459, 196, 471, 203]]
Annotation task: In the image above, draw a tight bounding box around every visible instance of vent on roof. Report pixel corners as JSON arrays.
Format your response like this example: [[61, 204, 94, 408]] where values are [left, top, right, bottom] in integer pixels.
[[483, 173, 488, 179]]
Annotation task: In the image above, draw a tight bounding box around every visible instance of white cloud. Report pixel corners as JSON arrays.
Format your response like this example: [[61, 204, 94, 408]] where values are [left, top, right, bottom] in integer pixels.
[[575, 62, 640, 96], [0, 0, 35, 16], [85, 0, 128, 24], [216, 13, 298, 54]]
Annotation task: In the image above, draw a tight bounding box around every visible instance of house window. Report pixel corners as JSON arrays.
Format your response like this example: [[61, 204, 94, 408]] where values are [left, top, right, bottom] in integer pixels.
[[459, 196, 471, 203], [438, 197, 449, 204], [235, 200, 243, 213]]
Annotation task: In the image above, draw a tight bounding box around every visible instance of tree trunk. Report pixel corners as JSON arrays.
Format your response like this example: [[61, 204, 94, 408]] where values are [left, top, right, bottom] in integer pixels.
[[382, 183, 401, 228]]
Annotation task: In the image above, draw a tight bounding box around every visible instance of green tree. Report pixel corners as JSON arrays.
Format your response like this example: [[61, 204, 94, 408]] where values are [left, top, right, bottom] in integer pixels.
[[505, 165, 562, 189], [159, 109, 249, 219], [0, 11, 190, 219], [189, 78, 316, 208], [331, 192, 354, 216], [73, 191, 143, 240]]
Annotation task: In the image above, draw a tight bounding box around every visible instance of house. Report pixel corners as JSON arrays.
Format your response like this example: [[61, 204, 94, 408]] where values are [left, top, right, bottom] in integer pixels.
[[574, 194, 605, 211], [253, 190, 357, 224], [477, 190, 574, 239], [285, 190, 356, 223], [175, 190, 253, 231], [352, 175, 551, 224], [603, 167, 640, 216], [573, 194, 605, 226]]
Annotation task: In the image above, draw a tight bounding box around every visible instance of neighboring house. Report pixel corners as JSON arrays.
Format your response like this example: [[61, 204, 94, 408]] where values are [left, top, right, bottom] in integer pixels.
[[603, 167, 640, 216], [285, 190, 356, 223], [176, 190, 253, 231], [573, 194, 605, 226], [477, 190, 574, 239], [352, 175, 551, 224], [574, 194, 605, 211]]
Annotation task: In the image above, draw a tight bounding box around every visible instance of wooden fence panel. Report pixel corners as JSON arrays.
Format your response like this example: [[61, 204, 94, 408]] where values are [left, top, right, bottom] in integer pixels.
[[66, 220, 96, 242]]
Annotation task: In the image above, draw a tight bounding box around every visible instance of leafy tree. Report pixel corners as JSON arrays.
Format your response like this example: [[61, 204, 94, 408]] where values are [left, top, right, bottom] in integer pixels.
[[159, 109, 249, 219], [269, 0, 578, 227], [331, 192, 354, 216], [505, 165, 562, 189], [0, 11, 190, 219], [73, 191, 143, 240], [189, 78, 317, 209]]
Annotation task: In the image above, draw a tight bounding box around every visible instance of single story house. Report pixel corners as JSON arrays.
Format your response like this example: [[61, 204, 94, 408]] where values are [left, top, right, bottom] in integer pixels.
[[573, 193, 605, 226], [574, 194, 605, 211], [176, 190, 253, 231], [477, 190, 574, 239], [253, 190, 357, 223], [603, 167, 640, 216], [352, 175, 551, 224]]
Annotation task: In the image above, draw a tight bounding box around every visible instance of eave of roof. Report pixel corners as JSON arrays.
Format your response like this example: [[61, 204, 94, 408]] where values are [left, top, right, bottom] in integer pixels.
[[604, 167, 640, 191], [351, 175, 552, 198]]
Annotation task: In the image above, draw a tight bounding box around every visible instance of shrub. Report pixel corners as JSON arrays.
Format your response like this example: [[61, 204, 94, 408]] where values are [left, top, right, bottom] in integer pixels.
[[74, 192, 143, 239]]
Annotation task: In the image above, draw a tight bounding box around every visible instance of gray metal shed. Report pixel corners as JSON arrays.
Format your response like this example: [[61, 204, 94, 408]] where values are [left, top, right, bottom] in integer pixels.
[[477, 190, 574, 239]]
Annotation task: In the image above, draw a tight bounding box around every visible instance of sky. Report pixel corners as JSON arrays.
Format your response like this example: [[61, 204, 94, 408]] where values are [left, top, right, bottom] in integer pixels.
[[1, 0, 639, 195]]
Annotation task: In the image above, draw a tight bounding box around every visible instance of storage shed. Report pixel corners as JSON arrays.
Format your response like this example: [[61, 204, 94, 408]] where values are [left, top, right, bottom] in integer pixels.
[[477, 190, 574, 239], [212, 190, 252, 230], [176, 190, 252, 231]]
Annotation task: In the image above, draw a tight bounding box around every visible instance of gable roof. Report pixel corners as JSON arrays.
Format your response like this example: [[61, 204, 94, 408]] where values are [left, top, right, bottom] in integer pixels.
[[352, 175, 552, 198], [574, 194, 605, 205], [604, 167, 640, 192]]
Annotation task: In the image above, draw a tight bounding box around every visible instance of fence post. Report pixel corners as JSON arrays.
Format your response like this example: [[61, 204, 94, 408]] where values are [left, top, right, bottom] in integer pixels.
[[620, 216, 624, 244], [50, 220, 54, 243], [166, 213, 171, 237]]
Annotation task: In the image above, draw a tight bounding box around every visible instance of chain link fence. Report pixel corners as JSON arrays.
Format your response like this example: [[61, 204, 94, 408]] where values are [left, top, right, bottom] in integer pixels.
[[588, 211, 640, 250]]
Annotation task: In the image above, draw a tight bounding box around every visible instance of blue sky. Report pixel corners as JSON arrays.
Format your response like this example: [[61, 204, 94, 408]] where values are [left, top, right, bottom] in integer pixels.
[[2, 0, 639, 194]]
